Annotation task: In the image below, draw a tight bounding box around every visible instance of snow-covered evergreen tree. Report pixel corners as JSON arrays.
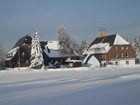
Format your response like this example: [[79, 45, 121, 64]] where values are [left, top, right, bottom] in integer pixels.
[[30, 32, 44, 69]]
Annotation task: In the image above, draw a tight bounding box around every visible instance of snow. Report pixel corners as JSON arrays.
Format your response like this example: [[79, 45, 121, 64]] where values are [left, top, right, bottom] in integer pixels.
[[84, 34, 130, 55], [83, 54, 100, 67], [114, 34, 129, 45], [44, 41, 69, 58], [90, 43, 109, 49], [6, 47, 19, 60], [87, 43, 110, 54], [44, 49, 68, 58], [66, 59, 82, 63], [0, 66, 140, 105], [45, 41, 60, 50]]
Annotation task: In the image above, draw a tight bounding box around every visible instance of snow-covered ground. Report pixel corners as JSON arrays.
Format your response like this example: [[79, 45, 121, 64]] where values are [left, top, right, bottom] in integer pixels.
[[0, 66, 140, 105]]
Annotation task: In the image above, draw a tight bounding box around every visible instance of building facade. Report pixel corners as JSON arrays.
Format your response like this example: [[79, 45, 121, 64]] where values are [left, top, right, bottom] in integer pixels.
[[5, 36, 79, 68], [5, 35, 32, 68], [84, 34, 136, 66]]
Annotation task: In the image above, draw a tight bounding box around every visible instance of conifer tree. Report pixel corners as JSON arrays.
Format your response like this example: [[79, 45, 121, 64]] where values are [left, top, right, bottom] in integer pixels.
[[30, 32, 44, 69]]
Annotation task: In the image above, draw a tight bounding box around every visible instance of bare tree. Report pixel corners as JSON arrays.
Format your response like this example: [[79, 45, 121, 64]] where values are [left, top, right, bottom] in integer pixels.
[[57, 25, 74, 55], [77, 40, 88, 55], [57, 25, 88, 57]]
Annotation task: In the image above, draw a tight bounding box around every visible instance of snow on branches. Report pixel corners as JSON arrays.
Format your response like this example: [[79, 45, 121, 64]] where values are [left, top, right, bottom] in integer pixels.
[[30, 32, 44, 69]]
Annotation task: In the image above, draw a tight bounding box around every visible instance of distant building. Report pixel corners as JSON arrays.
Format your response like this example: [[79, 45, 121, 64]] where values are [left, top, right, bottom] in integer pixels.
[[5, 35, 32, 68], [5, 36, 79, 68], [84, 34, 136, 66], [42, 41, 80, 68]]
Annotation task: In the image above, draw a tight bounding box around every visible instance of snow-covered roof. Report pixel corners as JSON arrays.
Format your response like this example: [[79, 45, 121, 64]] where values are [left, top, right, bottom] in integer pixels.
[[65, 59, 82, 63], [13, 35, 32, 48], [8, 47, 19, 55], [44, 40, 77, 58], [114, 34, 129, 45], [86, 43, 110, 54], [45, 41, 60, 50], [89, 34, 129, 48], [44, 49, 68, 58], [83, 54, 100, 67], [6, 47, 19, 60], [90, 43, 109, 49], [85, 34, 130, 55]]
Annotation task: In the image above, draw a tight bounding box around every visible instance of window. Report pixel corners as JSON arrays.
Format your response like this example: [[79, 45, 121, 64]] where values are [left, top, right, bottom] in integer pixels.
[[28, 45, 30, 48], [6, 53, 13, 58], [26, 60, 29, 64], [104, 54, 106, 59], [126, 61, 129, 65], [135, 59, 140, 64], [102, 55, 104, 59], [115, 46, 118, 50], [126, 46, 128, 50], [22, 52, 25, 56], [120, 46, 124, 50], [23, 43, 25, 45], [6, 54, 9, 58], [115, 61, 118, 65], [121, 53, 124, 58], [126, 53, 129, 57], [99, 55, 101, 59], [115, 53, 118, 58]]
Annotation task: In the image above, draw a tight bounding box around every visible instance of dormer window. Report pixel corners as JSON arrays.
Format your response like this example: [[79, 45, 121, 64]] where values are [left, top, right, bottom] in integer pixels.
[[6, 53, 13, 58]]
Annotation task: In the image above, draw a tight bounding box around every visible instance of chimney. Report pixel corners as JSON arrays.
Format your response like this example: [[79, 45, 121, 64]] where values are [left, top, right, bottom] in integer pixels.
[[99, 28, 106, 37]]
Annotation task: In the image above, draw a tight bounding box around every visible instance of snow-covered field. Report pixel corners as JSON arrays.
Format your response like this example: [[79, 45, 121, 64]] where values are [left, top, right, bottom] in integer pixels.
[[0, 66, 140, 105]]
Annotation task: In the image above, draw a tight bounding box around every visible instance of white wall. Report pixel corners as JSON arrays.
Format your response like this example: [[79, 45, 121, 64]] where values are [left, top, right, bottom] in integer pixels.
[[83, 54, 100, 67], [112, 59, 135, 66], [101, 59, 135, 67]]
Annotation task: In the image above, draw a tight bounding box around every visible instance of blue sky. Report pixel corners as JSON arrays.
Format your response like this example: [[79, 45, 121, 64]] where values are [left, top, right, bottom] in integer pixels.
[[0, 0, 140, 51]]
